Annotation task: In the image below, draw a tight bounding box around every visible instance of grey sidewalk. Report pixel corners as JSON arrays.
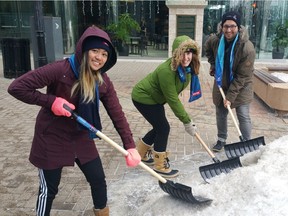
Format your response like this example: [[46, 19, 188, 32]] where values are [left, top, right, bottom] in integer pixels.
[[0, 57, 287, 215]]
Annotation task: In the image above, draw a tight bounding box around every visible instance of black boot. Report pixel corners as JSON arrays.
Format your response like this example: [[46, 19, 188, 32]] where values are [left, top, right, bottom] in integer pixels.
[[212, 140, 226, 152]]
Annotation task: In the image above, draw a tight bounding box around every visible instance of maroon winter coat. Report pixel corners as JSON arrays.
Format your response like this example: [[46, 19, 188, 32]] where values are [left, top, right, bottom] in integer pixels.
[[8, 26, 135, 169]]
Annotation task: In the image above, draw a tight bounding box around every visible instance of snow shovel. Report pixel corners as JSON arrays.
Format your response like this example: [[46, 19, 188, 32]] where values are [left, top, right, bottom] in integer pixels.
[[218, 87, 265, 159], [63, 104, 212, 204], [195, 133, 242, 180]]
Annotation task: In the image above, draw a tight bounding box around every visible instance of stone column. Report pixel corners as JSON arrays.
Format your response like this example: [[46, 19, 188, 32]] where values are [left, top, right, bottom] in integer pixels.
[[166, 0, 207, 57], [34, 0, 48, 67]]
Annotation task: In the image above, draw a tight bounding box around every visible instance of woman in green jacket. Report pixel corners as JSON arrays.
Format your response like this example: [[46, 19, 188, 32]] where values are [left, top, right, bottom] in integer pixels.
[[132, 35, 200, 178]]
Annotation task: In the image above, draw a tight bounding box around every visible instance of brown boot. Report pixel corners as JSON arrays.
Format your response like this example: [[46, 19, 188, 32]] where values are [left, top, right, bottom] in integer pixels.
[[153, 151, 179, 178], [136, 139, 154, 165], [93, 206, 109, 216]]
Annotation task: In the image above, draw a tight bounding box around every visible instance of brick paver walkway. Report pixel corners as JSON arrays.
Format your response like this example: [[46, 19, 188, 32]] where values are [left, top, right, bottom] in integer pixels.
[[0, 56, 287, 215]]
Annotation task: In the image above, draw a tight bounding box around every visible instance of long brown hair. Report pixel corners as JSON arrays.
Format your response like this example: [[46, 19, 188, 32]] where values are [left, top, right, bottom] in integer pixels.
[[71, 52, 104, 103], [171, 38, 201, 75], [190, 52, 200, 75]]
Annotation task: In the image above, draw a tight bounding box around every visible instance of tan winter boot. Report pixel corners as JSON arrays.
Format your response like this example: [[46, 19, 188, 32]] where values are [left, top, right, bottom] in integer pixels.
[[136, 139, 154, 165], [153, 151, 179, 178], [93, 206, 109, 216]]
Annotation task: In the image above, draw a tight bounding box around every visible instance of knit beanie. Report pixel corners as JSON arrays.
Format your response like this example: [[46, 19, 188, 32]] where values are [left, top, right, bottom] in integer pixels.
[[82, 36, 111, 55], [221, 11, 241, 28]]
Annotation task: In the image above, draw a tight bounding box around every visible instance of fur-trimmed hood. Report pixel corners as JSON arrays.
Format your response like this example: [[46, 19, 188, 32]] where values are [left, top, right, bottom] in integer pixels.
[[171, 35, 200, 71], [205, 22, 256, 108]]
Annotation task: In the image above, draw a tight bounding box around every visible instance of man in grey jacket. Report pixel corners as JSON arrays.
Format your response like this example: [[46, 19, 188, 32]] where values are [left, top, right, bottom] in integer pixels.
[[205, 11, 256, 152]]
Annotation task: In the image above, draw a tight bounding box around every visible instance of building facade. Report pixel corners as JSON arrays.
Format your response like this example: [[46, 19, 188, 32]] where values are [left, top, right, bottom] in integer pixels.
[[0, 0, 287, 60]]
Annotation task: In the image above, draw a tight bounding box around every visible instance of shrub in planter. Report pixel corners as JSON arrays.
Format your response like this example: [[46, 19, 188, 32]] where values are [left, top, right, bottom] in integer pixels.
[[106, 13, 140, 56], [272, 20, 288, 59]]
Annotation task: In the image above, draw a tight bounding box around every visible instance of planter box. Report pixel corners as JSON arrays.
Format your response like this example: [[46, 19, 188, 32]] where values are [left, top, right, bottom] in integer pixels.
[[253, 69, 288, 114]]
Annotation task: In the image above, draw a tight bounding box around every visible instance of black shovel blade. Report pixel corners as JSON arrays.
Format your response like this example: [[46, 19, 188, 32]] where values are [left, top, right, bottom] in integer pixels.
[[159, 180, 212, 204], [219, 156, 242, 173], [199, 162, 222, 180], [199, 157, 242, 181], [224, 136, 265, 159]]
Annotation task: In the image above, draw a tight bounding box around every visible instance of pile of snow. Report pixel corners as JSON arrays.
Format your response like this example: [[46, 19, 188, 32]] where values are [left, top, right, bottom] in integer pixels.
[[108, 135, 288, 216]]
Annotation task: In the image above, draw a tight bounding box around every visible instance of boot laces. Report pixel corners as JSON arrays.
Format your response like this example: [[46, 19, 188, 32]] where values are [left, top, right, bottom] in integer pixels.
[[164, 157, 170, 169], [146, 149, 152, 158]]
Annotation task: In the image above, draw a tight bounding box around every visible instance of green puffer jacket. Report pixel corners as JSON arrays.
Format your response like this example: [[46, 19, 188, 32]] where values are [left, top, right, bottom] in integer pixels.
[[205, 25, 256, 108], [132, 36, 194, 124]]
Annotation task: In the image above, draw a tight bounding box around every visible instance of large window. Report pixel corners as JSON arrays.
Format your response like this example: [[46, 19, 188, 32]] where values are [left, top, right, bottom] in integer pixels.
[[0, 1, 34, 38], [204, 0, 288, 59], [177, 15, 195, 39]]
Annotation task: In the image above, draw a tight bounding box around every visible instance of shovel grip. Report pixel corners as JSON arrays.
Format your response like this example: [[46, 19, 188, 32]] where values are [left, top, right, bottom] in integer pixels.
[[63, 104, 77, 118]]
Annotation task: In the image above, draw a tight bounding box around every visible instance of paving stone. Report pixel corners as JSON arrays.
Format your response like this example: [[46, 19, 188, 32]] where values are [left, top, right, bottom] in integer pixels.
[[0, 56, 287, 215]]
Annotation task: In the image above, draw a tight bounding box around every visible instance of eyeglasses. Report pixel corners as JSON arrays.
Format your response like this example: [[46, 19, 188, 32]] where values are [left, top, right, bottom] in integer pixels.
[[223, 25, 237, 30]]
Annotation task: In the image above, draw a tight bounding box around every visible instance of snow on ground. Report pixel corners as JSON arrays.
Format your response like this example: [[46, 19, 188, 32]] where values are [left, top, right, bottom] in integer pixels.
[[271, 72, 288, 82], [107, 135, 288, 216]]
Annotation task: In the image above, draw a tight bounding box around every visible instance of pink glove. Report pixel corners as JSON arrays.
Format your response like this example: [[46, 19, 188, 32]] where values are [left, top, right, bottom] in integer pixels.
[[51, 97, 75, 117], [125, 148, 141, 167]]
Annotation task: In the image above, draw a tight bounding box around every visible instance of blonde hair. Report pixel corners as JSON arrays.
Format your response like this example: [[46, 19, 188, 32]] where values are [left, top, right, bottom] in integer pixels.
[[171, 39, 200, 75], [71, 52, 103, 103]]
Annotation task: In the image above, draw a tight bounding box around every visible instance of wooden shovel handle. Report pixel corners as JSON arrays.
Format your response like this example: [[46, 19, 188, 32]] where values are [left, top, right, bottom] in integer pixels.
[[63, 104, 168, 184], [94, 130, 168, 184], [194, 132, 216, 159], [218, 87, 243, 137]]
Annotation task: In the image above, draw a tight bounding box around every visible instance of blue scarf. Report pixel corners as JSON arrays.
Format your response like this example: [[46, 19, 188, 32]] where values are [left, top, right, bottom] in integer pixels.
[[69, 54, 101, 139], [177, 65, 202, 102], [215, 33, 239, 87]]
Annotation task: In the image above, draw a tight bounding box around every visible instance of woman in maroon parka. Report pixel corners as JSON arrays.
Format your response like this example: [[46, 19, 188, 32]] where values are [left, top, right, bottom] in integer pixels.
[[8, 26, 140, 216]]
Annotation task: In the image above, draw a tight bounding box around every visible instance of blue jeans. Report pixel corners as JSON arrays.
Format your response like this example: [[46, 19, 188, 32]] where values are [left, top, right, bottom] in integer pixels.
[[216, 103, 252, 142]]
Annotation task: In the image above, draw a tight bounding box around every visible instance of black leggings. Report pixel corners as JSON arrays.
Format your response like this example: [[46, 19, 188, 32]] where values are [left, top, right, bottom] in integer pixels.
[[36, 157, 106, 216], [133, 100, 170, 152]]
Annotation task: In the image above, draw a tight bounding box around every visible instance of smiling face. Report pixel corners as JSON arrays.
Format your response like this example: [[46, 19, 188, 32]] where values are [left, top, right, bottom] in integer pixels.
[[181, 51, 193, 67], [222, 20, 239, 42], [87, 48, 108, 71]]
